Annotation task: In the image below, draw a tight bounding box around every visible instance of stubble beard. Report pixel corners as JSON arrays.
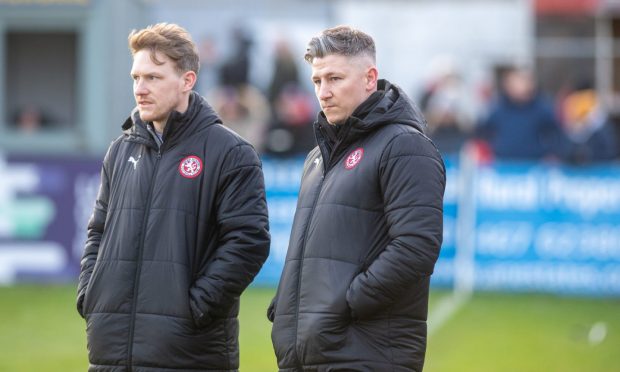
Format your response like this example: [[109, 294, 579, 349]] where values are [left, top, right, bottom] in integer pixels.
[[139, 105, 170, 125]]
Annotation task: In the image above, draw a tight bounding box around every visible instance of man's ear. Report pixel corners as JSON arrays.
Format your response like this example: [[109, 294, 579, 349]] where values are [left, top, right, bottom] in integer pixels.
[[365, 66, 378, 91], [182, 70, 197, 92]]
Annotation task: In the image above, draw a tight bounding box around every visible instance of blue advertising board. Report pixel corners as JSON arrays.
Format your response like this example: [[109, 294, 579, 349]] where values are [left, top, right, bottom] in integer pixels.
[[0, 153, 619, 296], [0, 154, 100, 284], [430, 155, 458, 288], [471, 162, 620, 296], [253, 156, 304, 285]]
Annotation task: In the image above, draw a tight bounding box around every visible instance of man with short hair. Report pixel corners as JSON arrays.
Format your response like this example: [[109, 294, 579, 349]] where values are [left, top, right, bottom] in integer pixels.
[[77, 23, 270, 371], [268, 26, 445, 371]]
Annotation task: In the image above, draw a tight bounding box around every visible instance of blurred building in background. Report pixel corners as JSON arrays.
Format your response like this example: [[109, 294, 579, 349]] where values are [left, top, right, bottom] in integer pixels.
[[0, 0, 619, 296], [0, 0, 146, 155], [1, 0, 620, 156], [1, 0, 619, 156]]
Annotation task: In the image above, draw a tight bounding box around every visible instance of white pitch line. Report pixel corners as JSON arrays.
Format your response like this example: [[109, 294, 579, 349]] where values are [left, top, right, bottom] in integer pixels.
[[427, 291, 470, 336]]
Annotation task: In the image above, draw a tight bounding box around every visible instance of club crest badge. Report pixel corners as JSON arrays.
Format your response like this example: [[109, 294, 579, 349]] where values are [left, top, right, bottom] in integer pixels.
[[344, 148, 364, 170], [179, 155, 203, 178]]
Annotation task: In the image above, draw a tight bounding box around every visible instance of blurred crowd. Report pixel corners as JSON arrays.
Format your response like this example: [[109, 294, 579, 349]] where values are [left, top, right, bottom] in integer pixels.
[[199, 29, 317, 157], [12, 26, 620, 166], [202, 28, 620, 165], [419, 62, 620, 165]]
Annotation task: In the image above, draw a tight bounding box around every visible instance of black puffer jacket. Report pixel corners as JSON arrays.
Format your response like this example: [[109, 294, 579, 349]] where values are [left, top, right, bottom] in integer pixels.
[[77, 92, 270, 371], [269, 80, 445, 371]]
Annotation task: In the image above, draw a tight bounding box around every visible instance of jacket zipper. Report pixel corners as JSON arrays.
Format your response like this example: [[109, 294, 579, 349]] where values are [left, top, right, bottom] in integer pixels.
[[293, 173, 325, 370], [126, 147, 161, 371], [293, 145, 331, 369]]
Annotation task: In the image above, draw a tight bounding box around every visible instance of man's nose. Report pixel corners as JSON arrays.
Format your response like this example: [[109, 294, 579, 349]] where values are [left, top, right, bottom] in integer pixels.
[[317, 83, 332, 100], [134, 79, 148, 96]]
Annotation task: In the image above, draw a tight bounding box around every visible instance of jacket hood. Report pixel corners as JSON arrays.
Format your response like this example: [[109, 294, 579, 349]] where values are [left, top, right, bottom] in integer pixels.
[[355, 79, 427, 134], [315, 79, 427, 166], [122, 91, 222, 149], [316, 79, 426, 135]]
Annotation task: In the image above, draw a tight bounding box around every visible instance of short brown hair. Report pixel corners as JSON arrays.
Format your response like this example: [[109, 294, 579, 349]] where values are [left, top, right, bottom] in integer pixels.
[[304, 25, 376, 64], [128, 23, 200, 75]]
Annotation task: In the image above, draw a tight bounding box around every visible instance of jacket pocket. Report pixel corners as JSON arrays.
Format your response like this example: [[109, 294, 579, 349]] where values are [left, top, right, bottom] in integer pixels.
[[76, 291, 86, 319], [188, 284, 214, 329], [189, 296, 213, 329], [81, 262, 102, 316], [267, 296, 276, 323], [298, 312, 350, 363], [346, 246, 389, 321]]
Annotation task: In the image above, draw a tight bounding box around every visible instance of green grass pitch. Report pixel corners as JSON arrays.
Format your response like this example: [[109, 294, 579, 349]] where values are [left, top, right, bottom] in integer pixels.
[[0, 285, 617, 371]]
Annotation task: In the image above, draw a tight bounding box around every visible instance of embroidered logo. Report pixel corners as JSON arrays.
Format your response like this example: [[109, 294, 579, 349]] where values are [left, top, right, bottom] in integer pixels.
[[128, 155, 141, 170], [344, 148, 364, 170], [179, 155, 203, 178]]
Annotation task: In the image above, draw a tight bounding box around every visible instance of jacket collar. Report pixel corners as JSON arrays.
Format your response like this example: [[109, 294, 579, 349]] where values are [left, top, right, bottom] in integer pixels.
[[122, 91, 222, 151], [313, 79, 427, 170]]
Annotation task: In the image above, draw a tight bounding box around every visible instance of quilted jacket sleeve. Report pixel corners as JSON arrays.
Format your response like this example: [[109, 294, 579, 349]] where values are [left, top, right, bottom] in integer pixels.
[[189, 143, 270, 327], [76, 141, 117, 318], [346, 131, 445, 320]]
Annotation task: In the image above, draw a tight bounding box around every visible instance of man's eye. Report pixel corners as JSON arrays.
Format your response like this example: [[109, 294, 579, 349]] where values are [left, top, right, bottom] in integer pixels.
[[330, 77, 340, 81]]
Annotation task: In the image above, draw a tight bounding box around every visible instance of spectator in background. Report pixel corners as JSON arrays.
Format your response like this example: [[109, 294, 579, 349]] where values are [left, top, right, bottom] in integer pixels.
[[268, 39, 299, 103], [477, 66, 565, 161], [12, 105, 54, 133], [211, 26, 271, 152], [209, 84, 271, 153], [560, 83, 619, 164], [219, 27, 252, 87], [265, 39, 316, 155], [267, 83, 316, 155], [419, 61, 476, 156]]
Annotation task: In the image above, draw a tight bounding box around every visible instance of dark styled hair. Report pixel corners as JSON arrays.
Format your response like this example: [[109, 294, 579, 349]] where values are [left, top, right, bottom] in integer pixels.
[[304, 25, 376, 64]]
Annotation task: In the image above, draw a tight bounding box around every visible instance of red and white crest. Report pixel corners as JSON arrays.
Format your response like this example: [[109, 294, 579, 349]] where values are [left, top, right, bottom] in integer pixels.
[[344, 148, 364, 170], [179, 155, 203, 178]]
